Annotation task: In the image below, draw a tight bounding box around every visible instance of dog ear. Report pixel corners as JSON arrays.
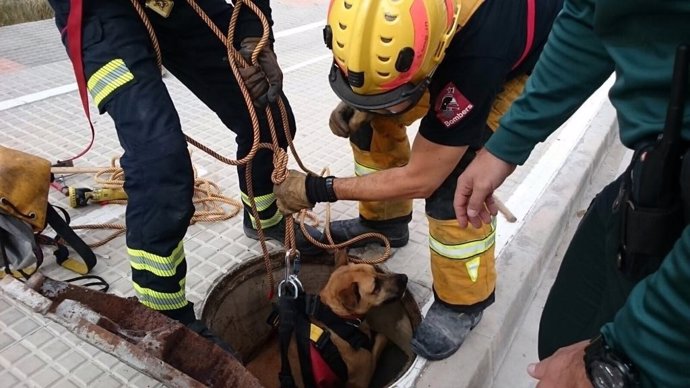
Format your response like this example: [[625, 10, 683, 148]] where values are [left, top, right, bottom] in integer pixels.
[[338, 282, 360, 312], [333, 248, 349, 268]]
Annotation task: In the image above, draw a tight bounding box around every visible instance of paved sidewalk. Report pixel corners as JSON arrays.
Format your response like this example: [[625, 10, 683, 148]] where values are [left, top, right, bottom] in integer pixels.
[[0, 2, 619, 387]]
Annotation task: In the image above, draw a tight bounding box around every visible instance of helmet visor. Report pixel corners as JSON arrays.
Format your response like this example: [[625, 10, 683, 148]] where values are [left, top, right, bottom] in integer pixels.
[[328, 63, 429, 116]]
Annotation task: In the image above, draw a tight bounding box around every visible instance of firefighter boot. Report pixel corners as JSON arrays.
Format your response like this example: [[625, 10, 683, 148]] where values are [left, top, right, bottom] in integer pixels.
[[244, 216, 325, 256], [327, 217, 410, 248], [410, 300, 483, 360]]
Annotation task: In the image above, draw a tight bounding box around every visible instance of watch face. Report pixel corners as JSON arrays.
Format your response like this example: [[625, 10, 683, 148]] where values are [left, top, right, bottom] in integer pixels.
[[591, 360, 626, 388]]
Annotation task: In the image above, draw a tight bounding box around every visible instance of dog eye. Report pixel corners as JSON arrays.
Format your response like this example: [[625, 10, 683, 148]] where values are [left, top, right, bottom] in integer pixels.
[[373, 278, 381, 293]]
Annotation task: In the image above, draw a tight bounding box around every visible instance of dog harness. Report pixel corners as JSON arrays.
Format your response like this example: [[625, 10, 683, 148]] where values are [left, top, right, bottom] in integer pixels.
[[271, 293, 375, 388]]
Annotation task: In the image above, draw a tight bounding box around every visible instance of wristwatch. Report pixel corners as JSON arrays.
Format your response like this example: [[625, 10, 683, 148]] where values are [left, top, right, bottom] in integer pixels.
[[584, 335, 639, 388]]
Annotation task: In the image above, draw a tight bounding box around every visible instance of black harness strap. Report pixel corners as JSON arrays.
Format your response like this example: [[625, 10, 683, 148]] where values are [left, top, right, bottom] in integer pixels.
[[310, 328, 349, 383], [294, 296, 316, 388], [45, 204, 97, 272], [277, 293, 317, 388], [278, 295, 298, 388], [305, 295, 374, 351]]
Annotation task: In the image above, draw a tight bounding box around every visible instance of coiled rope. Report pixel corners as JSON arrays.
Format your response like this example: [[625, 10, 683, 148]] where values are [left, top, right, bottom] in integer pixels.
[[71, 156, 243, 248]]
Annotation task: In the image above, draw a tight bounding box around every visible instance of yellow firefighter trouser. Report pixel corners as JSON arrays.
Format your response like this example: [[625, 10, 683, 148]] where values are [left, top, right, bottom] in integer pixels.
[[350, 93, 430, 221], [347, 75, 527, 307]]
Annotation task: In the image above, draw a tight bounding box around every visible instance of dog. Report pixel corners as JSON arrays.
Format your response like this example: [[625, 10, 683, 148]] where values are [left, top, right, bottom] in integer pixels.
[[247, 251, 408, 388]]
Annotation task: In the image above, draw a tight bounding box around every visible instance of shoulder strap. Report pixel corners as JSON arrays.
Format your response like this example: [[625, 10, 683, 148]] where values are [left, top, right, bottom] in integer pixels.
[[511, 0, 536, 70], [46, 204, 97, 274]]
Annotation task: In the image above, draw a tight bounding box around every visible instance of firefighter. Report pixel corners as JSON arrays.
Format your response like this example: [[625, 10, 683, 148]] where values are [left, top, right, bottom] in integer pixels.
[[274, 0, 563, 360], [45, 0, 323, 350], [454, 0, 690, 386]]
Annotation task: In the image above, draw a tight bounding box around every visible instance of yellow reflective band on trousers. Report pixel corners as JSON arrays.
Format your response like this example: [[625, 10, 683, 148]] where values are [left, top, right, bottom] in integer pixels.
[[486, 74, 529, 131], [241, 191, 276, 212], [87, 59, 134, 108], [128, 241, 185, 277], [133, 278, 187, 311], [247, 209, 283, 229], [428, 216, 497, 306], [351, 93, 429, 221]]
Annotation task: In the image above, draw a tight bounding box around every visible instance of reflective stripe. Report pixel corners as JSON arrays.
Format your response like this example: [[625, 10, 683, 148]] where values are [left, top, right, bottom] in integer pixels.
[[465, 256, 481, 282], [133, 278, 187, 311], [429, 218, 496, 260], [354, 162, 378, 177], [87, 59, 134, 107], [128, 242, 185, 277], [248, 209, 283, 229], [241, 192, 276, 212]]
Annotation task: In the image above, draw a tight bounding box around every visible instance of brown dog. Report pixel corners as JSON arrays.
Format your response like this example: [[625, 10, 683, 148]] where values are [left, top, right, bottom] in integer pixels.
[[247, 252, 408, 388]]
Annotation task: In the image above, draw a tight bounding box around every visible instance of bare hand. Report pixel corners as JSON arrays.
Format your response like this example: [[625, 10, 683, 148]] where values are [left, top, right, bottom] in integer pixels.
[[454, 149, 515, 228], [528, 340, 593, 388]]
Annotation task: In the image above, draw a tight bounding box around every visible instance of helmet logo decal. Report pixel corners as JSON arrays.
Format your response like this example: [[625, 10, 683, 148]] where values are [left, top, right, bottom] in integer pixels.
[[435, 82, 473, 128]]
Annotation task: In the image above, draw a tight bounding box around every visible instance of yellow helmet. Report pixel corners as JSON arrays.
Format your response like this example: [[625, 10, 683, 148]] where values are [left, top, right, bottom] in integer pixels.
[[325, 0, 461, 115]]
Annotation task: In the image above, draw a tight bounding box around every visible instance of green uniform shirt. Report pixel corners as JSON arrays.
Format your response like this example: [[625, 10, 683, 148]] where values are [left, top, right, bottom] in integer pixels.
[[486, 0, 690, 386]]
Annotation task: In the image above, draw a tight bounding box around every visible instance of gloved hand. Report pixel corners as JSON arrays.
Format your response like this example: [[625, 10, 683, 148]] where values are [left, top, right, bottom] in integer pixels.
[[239, 37, 283, 107], [238, 65, 269, 106], [329, 101, 374, 138], [274, 170, 314, 215]]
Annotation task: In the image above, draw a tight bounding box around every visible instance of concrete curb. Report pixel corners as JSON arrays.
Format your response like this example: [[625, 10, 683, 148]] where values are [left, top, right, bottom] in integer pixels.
[[414, 101, 619, 388]]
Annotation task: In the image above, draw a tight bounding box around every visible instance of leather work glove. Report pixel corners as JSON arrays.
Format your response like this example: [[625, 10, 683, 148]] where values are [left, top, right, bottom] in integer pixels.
[[329, 101, 374, 138], [238, 65, 269, 106], [239, 37, 283, 107], [274, 170, 314, 215]]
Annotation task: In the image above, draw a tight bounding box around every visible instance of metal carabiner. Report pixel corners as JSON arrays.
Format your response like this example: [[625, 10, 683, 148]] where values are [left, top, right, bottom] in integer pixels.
[[288, 274, 303, 292], [291, 250, 302, 276], [277, 278, 300, 299], [283, 249, 294, 283]]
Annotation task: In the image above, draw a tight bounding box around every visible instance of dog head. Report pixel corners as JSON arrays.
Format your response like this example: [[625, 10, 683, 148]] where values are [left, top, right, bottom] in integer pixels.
[[320, 253, 408, 317]]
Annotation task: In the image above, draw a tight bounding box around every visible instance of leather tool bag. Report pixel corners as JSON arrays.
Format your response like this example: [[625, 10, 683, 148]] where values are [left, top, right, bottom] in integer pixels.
[[0, 146, 96, 276], [0, 145, 51, 232]]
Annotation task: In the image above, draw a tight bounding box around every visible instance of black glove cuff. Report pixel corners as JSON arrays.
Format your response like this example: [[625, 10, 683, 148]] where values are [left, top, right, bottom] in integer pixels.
[[305, 175, 338, 203]]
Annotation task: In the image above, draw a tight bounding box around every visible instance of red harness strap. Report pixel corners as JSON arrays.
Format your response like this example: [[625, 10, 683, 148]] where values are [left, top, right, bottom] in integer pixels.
[[511, 0, 536, 70], [63, 0, 95, 162], [309, 345, 341, 388]]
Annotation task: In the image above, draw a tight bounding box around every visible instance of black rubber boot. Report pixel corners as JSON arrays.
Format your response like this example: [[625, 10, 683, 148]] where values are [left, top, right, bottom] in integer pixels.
[[243, 217, 325, 256], [410, 301, 483, 360], [327, 217, 409, 248], [186, 320, 243, 363]]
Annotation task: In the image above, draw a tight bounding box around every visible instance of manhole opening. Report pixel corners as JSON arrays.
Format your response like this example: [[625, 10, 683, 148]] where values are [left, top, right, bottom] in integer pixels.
[[201, 252, 421, 388]]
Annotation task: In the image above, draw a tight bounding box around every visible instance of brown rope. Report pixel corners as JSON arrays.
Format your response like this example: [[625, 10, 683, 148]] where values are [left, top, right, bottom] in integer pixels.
[[129, 0, 162, 70], [124, 0, 393, 296]]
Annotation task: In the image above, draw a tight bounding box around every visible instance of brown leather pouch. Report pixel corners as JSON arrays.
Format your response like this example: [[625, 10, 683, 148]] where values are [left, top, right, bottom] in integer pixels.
[[0, 146, 51, 232]]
